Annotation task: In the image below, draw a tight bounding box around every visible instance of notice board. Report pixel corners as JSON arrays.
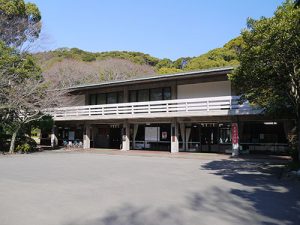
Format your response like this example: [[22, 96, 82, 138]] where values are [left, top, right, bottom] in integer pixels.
[[145, 127, 160, 141]]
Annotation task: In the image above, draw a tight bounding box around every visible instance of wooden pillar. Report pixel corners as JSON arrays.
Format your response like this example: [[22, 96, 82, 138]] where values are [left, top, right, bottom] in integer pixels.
[[50, 125, 58, 148], [122, 121, 130, 151]]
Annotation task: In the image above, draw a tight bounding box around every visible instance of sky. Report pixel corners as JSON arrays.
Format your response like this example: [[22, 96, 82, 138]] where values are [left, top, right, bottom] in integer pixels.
[[28, 0, 284, 60]]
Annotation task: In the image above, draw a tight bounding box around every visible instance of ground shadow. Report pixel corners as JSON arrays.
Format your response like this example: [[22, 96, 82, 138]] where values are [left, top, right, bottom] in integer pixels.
[[201, 159, 300, 224], [63, 159, 300, 225], [64, 204, 186, 225]]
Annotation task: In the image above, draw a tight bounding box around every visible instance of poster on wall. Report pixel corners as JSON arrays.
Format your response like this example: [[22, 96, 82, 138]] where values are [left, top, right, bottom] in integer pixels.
[[69, 131, 75, 141], [162, 131, 168, 140], [145, 127, 160, 141]]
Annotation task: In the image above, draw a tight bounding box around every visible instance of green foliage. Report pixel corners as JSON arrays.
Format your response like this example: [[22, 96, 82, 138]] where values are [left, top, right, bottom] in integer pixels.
[[37, 49, 161, 67], [173, 57, 192, 69], [157, 67, 183, 74], [0, 42, 42, 108], [230, 0, 300, 116], [185, 37, 242, 71], [35, 36, 242, 78], [30, 115, 54, 131], [16, 143, 30, 153], [15, 137, 37, 153], [230, 0, 300, 160], [155, 58, 173, 69], [0, 0, 41, 47]]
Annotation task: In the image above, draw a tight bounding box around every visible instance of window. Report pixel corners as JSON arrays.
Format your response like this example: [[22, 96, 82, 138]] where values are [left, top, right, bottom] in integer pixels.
[[163, 87, 171, 100], [107, 92, 118, 104], [138, 89, 149, 102], [129, 90, 137, 102], [118, 92, 124, 103], [97, 93, 106, 105], [150, 88, 163, 101], [129, 87, 171, 102], [90, 94, 97, 105], [219, 123, 231, 144], [89, 91, 124, 105]]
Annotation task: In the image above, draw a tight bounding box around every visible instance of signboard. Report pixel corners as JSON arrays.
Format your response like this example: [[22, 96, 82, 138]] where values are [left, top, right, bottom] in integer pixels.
[[231, 123, 238, 145], [145, 127, 160, 141], [162, 131, 168, 140], [69, 131, 75, 141]]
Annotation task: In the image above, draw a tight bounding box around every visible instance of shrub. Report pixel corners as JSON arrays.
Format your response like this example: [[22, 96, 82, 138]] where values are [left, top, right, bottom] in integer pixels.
[[15, 136, 37, 154], [16, 143, 31, 154]]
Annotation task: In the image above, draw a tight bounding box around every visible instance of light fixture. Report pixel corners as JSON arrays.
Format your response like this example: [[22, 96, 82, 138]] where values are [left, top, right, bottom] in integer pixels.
[[264, 122, 277, 125]]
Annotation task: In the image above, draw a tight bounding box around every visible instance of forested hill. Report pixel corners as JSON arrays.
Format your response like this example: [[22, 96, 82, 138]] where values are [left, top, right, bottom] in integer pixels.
[[35, 36, 243, 88]]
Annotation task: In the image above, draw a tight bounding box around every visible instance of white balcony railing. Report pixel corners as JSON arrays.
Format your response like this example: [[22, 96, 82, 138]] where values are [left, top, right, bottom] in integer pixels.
[[46, 96, 261, 121]]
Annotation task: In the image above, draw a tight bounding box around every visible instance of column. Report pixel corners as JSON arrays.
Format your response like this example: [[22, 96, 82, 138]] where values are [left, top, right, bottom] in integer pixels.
[[133, 124, 139, 149], [50, 125, 58, 148], [122, 121, 130, 151], [179, 123, 185, 151], [171, 120, 179, 153], [83, 124, 91, 149], [123, 87, 128, 103]]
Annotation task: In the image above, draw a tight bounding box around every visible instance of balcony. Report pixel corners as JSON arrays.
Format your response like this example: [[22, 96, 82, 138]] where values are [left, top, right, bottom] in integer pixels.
[[46, 96, 262, 121]]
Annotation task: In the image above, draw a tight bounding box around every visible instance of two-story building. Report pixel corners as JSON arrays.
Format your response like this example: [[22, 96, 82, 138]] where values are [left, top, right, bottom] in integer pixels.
[[44, 67, 290, 154]]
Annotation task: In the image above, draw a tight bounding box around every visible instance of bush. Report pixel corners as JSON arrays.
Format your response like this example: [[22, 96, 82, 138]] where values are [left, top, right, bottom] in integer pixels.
[[16, 136, 37, 154], [16, 143, 31, 154]]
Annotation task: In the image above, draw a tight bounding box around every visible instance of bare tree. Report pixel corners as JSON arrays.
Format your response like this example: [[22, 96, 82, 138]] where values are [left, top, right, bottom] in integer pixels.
[[42, 58, 156, 89], [0, 76, 66, 153]]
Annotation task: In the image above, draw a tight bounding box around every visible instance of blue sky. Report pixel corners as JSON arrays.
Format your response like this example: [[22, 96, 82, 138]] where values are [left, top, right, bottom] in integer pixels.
[[28, 0, 283, 60]]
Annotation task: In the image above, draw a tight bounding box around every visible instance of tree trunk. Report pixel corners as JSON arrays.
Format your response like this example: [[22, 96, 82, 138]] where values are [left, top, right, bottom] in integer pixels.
[[9, 127, 20, 154]]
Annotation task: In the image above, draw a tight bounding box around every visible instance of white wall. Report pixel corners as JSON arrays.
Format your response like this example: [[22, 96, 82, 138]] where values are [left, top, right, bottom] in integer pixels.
[[65, 94, 85, 106], [177, 81, 231, 99]]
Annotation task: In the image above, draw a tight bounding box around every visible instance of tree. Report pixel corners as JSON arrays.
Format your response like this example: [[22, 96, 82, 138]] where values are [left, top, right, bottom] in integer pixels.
[[42, 58, 156, 89], [185, 37, 242, 71], [0, 0, 41, 49], [229, 0, 300, 160], [157, 67, 183, 75], [0, 42, 64, 153]]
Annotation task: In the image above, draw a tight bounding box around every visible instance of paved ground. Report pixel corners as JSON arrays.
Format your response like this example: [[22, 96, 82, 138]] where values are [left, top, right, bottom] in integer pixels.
[[0, 151, 299, 225]]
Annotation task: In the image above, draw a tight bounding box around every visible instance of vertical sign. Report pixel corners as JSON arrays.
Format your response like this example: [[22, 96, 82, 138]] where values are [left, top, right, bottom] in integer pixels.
[[232, 123, 238, 144], [231, 123, 239, 156]]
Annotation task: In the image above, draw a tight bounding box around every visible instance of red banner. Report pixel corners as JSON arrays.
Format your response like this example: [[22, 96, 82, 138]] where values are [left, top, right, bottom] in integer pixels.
[[232, 123, 238, 145]]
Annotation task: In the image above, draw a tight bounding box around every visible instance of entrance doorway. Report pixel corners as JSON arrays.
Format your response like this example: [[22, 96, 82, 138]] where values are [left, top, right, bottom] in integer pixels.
[[109, 127, 122, 149], [181, 123, 219, 152], [131, 123, 171, 151], [94, 124, 122, 149], [201, 125, 218, 152]]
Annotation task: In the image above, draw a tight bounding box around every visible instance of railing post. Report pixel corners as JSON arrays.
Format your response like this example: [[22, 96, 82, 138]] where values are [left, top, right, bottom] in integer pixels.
[[166, 103, 169, 113], [88, 107, 91, 116], [185, 102, 188, 112], [207, 100, 209, 111], [148, 103, 150, 114]]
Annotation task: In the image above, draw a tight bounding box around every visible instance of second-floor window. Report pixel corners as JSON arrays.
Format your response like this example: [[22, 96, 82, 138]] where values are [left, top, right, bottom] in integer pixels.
[[129, 87, 171, 102], [89, 92, 124, 105]]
